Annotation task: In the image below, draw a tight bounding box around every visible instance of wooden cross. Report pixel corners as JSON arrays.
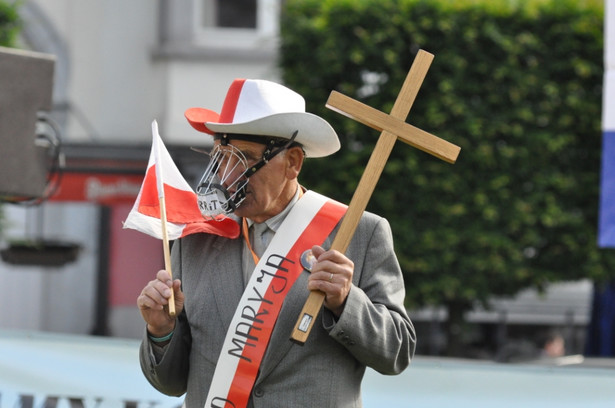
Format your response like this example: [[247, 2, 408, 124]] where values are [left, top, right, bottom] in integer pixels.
[[291, 49, 461, 344]]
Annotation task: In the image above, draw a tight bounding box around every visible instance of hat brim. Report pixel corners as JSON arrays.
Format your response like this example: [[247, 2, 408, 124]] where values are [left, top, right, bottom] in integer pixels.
[[205, 112, 340, 158], [185, 108, 220, 134]]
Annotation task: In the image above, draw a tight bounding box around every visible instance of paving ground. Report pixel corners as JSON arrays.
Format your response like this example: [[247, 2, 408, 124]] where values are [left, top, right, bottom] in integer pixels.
[[2, 329, 614, 407]]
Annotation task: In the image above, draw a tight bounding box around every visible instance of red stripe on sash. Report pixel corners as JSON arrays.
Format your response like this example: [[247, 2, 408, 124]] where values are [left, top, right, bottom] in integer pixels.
[[225, 200, 347, 406]]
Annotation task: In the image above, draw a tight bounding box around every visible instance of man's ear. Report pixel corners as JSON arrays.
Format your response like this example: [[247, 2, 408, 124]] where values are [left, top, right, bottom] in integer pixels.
[[285, 146, 304, 179]]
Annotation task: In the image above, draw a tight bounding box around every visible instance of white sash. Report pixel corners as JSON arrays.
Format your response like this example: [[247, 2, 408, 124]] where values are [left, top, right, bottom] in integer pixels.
[[204, 191, 346, 408]]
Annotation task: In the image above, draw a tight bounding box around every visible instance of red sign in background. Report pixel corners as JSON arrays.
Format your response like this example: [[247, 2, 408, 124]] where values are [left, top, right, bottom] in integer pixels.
[[49, 172, 144, 205]]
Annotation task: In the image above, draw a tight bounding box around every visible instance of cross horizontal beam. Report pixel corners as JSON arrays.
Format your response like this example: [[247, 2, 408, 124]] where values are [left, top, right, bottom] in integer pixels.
[[326, 92, 460, 163]]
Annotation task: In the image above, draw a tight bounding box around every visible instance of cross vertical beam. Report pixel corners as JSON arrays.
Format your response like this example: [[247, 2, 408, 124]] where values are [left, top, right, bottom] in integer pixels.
[[291, 49, 461, 344]]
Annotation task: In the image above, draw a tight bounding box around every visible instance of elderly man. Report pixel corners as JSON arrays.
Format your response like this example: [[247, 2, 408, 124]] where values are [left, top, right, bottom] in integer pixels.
[[137, 78, 416, 408]]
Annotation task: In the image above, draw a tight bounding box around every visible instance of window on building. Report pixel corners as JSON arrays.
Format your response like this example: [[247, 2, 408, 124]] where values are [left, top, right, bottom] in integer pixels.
[[202, 0, 257, 29], [194, 0, 278, 49]]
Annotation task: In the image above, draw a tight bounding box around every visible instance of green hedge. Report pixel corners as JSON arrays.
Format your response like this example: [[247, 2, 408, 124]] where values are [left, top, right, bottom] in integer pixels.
[[0, 1, 18, 47], [0, 1, 19, 237], [280, 0, 610, 311]]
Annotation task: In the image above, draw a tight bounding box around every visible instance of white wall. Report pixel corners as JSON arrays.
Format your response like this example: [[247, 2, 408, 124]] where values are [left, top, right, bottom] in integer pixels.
[[32, 0, 166, 143], [29, 0, 280, 145]]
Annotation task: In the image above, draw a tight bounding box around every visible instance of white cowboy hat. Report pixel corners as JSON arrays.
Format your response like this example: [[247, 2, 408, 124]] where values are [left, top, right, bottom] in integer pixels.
[[185, 78, 340, 158]]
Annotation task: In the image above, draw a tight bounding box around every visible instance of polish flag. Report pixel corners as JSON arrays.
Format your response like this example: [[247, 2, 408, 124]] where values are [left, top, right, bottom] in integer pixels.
[[123, 121, 239, 239]]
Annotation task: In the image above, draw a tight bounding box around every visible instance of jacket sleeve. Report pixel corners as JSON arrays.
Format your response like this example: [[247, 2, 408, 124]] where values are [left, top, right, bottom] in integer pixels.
[[324, 214, 416, 375], [139, 309, 192, 397], [139, 239, 192, 397]]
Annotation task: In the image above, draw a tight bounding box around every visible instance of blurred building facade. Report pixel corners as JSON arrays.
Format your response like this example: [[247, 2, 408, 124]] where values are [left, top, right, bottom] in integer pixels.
[[0, 0, 283, 338]]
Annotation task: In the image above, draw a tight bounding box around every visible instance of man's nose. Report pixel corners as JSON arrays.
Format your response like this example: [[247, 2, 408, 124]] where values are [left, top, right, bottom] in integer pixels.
[[219, 160, 245, 188]]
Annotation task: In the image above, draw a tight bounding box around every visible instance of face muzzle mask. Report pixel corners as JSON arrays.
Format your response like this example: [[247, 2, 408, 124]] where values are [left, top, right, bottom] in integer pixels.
[[196, 131, 299, 219]]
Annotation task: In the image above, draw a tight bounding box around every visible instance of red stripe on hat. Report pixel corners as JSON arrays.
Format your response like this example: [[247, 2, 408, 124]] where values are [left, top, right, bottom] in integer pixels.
[[219, 78, 246, 124]]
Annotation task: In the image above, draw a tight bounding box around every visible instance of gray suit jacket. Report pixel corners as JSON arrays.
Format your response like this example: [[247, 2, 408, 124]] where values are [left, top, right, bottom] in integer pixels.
[[140, 210, 416, 408]]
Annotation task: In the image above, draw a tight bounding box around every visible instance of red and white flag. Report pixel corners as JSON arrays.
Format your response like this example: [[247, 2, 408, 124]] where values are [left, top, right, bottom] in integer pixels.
[[123, 120, 239, 239]]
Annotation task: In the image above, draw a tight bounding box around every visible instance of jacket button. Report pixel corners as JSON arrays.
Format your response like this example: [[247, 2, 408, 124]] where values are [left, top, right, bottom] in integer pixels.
[[254, 388, 264, 397]]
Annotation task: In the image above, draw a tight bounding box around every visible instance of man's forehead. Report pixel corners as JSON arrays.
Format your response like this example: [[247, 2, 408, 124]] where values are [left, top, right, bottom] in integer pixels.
[[212, 139, 267, 162]]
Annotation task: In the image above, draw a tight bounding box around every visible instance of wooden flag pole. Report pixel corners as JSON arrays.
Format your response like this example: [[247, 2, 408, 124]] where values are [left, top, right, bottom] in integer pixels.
[[291, 50, 460, 344], [159, 196, 176, 316], [152, 120, 176, 317]]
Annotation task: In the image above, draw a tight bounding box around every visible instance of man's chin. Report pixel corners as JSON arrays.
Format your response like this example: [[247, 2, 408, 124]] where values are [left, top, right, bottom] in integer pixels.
[[233, 203, 252, 219]]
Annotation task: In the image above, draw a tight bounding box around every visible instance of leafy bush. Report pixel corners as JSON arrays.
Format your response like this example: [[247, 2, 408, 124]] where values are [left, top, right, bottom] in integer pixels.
[[0, 0, 20, 237], [0, 0, 19, 47], [280, 0, 611, 316]]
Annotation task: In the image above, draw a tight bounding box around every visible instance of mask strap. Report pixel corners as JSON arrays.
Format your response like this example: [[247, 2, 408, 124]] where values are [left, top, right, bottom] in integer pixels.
[[244, 130, 299, 178]]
